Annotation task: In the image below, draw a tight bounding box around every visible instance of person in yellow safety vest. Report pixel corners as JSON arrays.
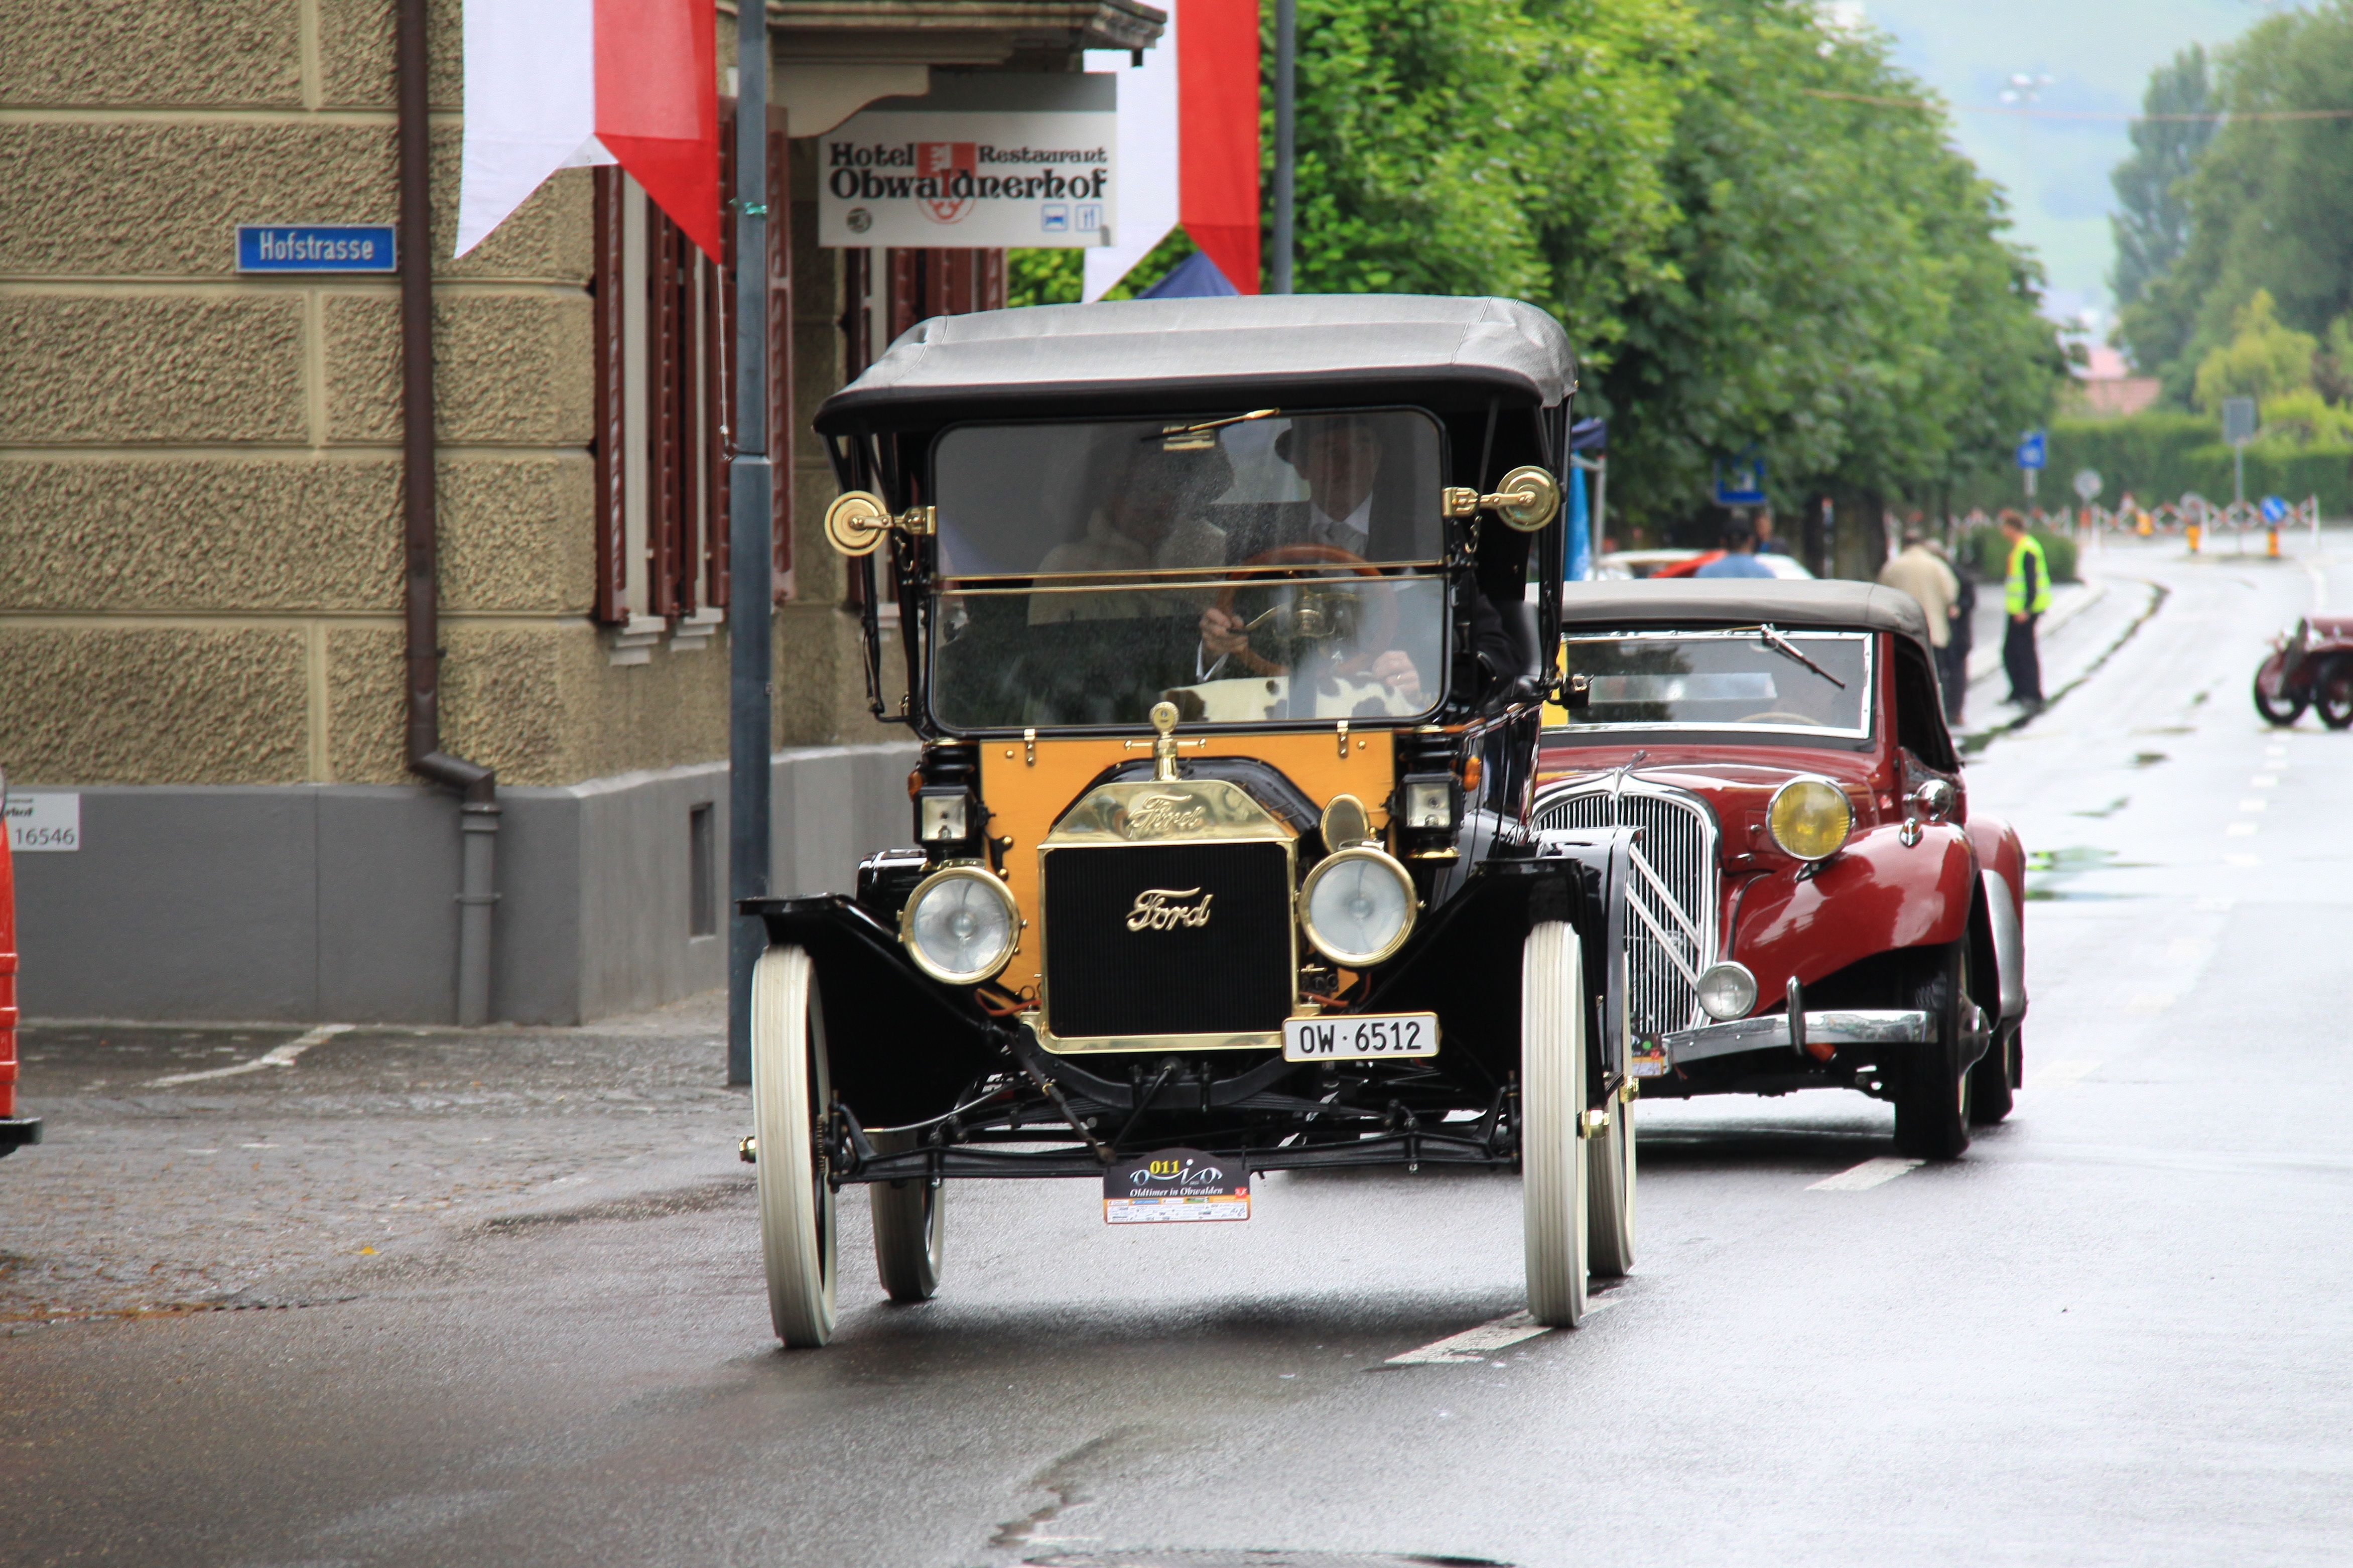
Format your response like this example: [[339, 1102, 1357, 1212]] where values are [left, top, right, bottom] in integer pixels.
[[2000, 515, 2052, 712]]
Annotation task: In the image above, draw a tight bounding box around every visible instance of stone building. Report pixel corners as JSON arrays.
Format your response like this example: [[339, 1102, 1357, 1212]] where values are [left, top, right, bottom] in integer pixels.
[[0, 0, 1162, 1023]]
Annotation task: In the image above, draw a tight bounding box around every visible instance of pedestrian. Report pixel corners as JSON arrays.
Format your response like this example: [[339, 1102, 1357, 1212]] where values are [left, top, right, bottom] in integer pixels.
[[1694, 516, 1776, 578], [1999, 515, 2051, 711], [1932, 537, 1974, 725], [1878, 527, 1962, 717], [1754, 510, 1788, 555]]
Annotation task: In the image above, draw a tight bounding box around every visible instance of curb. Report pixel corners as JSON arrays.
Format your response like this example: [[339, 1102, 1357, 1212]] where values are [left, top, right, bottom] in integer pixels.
[[1965, 581, 2108, 684]]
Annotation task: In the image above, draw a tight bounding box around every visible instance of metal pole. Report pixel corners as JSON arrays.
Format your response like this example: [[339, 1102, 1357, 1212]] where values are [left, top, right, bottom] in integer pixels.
[[728, 1, 773, 1086], [1271, 0, 1295, 294]]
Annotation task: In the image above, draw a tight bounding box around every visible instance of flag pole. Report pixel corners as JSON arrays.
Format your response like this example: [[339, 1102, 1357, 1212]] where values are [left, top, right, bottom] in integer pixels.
[[727, 0, 772, 1086]]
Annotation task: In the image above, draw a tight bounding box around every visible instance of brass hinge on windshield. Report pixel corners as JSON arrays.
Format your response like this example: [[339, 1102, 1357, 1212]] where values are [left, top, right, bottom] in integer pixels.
[[1440, 466, 1563, 533], [823, 491, 935, 557]]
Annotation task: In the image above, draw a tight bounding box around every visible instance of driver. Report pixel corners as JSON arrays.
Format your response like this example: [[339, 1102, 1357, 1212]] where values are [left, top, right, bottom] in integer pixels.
[[1196, 417, 1423, 705]]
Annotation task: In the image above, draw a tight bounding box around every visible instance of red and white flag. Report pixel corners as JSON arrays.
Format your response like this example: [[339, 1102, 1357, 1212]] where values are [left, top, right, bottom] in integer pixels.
[[456, 0, 719, 260]]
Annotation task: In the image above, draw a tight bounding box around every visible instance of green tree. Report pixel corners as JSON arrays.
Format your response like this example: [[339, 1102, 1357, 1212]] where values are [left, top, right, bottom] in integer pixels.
[[2191, 289, 2315, 412], [2109, 45, 2217, 309], [2114, 3, 2353, 404], [1593, 0, 2062, 538]]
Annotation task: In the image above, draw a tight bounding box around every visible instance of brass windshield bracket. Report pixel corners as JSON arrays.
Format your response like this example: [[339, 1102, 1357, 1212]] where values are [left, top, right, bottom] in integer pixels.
[[1023, 728, 1036, 767], [1336, 718, 1349, 757], [1440, 466, 1563, 532], [823, 490, 934, 556]]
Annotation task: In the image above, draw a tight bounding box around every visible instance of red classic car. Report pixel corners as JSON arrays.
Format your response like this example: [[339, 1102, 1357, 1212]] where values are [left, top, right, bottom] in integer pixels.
[[1536, 581, 2027, 1158], [2253, 615, 2353, 728]]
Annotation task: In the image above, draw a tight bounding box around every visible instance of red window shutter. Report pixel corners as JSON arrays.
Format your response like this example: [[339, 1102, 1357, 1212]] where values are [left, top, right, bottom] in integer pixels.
[[591, 168, 627, 623], [648, 211, 684, 617], [707, 101, 735, 610]]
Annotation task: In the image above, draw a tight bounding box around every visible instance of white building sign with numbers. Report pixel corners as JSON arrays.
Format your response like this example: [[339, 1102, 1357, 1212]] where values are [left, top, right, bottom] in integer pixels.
[[818, 74, 1116, 250], [6, 791, 79, 852]]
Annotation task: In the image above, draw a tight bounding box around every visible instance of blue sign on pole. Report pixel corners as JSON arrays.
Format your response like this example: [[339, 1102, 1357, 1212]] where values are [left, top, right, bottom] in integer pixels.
[[1713, 453, 1767, 507], [2015, 430, 2048, 471], [2260, 495, 2288, 524], [237, 225, 398, 273]]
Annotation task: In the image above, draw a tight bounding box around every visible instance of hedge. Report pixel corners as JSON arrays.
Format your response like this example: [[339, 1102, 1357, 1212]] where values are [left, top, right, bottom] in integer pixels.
[[1948, 413, 2353, 516]]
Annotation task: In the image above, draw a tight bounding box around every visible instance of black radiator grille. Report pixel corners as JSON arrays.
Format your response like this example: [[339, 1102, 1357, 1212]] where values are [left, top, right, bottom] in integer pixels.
[[1042, 842, 1294, 1039]]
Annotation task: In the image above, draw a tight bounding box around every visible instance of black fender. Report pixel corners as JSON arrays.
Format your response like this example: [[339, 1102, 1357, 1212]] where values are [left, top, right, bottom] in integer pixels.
[[744, 894, 1010, 1127], [1360, 832, 1630, 1106]]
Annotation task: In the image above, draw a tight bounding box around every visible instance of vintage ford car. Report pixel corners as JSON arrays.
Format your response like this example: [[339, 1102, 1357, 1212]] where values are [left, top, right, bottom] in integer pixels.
[[1535, 581, 2028, 1159], [741, 295, 1646, 1346]]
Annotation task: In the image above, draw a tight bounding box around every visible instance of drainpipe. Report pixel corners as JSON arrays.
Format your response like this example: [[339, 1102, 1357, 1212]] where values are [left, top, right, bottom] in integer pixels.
[[398, 0, 498, 1025]]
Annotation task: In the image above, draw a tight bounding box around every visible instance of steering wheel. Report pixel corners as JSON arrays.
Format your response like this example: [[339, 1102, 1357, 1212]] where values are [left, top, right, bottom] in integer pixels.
[[1211, 543, 1400, 679], [1737, 710, 1829, 726]]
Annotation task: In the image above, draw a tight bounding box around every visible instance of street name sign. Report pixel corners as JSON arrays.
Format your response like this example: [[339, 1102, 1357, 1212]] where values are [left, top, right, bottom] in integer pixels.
[[819, 74, 1116, 249], [237, 225, 398, 273]]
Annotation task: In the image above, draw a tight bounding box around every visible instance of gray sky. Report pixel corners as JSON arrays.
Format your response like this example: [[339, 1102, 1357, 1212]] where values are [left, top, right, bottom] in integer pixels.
[[1852, 0, 2278, 325]]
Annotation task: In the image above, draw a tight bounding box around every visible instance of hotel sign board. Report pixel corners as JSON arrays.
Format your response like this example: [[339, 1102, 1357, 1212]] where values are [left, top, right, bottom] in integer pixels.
[[818, 74, 1116, 249]]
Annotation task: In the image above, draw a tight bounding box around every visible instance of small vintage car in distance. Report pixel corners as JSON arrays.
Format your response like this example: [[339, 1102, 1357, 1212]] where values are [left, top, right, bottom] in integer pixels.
[[741, 295, 1646, 1346], [1535, 581, 2028, 1159], [2253, 614, 2353, 728]]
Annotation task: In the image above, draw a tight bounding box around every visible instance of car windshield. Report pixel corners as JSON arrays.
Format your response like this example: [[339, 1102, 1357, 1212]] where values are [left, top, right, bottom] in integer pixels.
[[927, 410, 1448, 731], [1550, 630, 1873, 738]]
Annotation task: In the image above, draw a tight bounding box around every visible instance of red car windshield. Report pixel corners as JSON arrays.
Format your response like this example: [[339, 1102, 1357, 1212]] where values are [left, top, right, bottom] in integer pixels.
[[1550, 630, 1874, 739]]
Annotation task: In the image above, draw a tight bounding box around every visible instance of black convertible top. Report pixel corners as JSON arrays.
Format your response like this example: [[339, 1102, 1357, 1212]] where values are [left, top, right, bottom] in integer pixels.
[[1560, 580, 1935, 652], [815, 295, 1576, 432]]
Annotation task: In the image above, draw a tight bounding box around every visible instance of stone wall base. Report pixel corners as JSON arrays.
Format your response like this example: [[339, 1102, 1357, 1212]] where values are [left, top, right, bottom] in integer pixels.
[[13, 742, 918, 1024]]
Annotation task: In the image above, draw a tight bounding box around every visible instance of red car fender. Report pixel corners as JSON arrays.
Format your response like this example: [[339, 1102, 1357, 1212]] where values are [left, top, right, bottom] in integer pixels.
[[1968, 813, 2029, 1021], [1729, 822, 1976, 1000]]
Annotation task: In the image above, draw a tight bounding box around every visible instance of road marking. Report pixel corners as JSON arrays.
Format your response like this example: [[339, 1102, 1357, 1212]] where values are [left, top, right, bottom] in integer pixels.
[[1808, 1157, 1923, 1191], [2225, 854, 2261, 866], [2226, 823, 2258, 837], [2128, 993, 2175, 1014], [1388, 1310, 1556, 1364], [2237, 799, 2268, 813], [146, 1024, 353, 1087], [2165, 938, 2210, 964], [2250, 774, 2278, 788], [2195, 896, 2236, 912], [2036, 1058, 2100, 1091]]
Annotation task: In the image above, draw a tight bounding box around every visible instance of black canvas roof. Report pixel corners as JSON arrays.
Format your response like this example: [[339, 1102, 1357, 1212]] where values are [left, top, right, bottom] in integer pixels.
[[1559, 580, 1935, 650], [815, 295, 1575, 432]]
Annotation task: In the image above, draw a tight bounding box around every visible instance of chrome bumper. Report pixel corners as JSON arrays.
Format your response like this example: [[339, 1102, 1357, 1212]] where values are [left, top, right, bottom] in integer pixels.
[[1660, 1009, 1929, 1066]]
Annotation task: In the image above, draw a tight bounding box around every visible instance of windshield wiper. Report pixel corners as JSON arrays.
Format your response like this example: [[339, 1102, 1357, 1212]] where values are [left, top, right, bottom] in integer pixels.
[[1155, 408, 1278, 449], [1754, 623, 1846, 689]]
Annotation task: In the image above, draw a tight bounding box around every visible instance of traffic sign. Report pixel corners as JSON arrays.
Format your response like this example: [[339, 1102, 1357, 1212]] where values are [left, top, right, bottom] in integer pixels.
[[1712, 453, 1766, 507], [2260, 495, 2288, 524], [2222, 397, 2258, 446], [2071, 467, 2102, 502], [2015, 430, 2047, 471]]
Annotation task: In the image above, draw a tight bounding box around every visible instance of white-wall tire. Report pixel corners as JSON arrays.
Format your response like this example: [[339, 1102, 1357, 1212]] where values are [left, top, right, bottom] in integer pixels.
[[752, 945, 837, 1347], [1522, 921, 1589, 1328], [868, 1130, 945, 1303], [1587, 1092, 1636, 1279]]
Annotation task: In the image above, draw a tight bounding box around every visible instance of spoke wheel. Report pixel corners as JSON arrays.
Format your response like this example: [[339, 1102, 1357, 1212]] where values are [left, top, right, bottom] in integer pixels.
[[1587, 1090, 1637, 1279], [752, 946, 837, 1347], [869, 1130, 945, 1303], [2316, 659, 2353, 730], [1893, 941, 1975, 1161], [2252, 670, 2306, 727], [1522, 921, 1590, 1327]]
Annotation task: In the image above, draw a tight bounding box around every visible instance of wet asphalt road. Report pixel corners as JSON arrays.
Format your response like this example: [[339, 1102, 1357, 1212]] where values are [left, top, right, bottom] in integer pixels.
[[5, 535, 2351, 1568]]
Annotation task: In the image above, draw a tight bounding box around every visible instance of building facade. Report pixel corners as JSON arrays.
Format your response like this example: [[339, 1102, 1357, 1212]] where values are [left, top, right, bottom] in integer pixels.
[[0, 0, 1162, 1022]]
